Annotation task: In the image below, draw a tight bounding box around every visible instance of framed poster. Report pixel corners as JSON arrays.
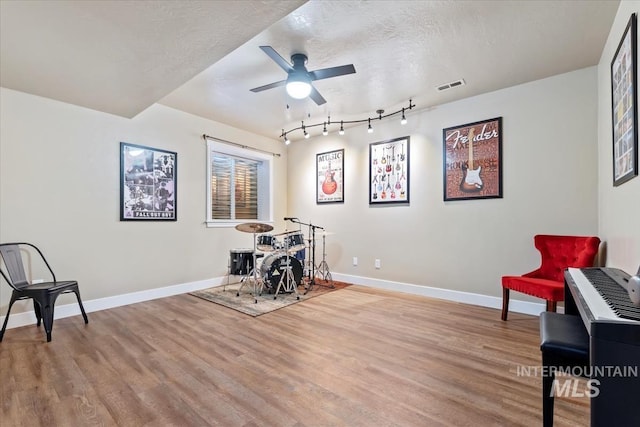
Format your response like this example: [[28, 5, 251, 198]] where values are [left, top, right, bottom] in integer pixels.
[[316, 149, 344, 203], [120, 142, 177, 221], [369, 136, 409, 204], [443, 117, 502, 201], [611, 13, 638, 187]]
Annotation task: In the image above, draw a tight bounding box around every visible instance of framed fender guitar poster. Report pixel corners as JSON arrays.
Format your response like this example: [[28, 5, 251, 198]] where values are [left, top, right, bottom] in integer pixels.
[[443, 117, 502, 201], [316, 149, 344, 203]]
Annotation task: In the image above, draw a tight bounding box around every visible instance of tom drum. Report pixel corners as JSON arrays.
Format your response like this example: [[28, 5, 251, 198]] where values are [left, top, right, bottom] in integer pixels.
[[283, 231, 306, 253], [256, 234, 277, 252]]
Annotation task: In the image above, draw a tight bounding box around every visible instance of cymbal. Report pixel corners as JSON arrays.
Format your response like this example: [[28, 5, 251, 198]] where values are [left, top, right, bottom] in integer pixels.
[[235, 222, 273, 234], [273, 230, 298, 236]]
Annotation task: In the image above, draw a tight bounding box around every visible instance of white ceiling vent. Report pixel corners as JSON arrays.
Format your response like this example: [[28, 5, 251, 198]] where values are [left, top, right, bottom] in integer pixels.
[[436, 79, 466, 92]]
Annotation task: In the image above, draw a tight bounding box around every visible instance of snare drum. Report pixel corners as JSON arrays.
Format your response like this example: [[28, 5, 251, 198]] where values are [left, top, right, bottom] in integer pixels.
[[229, 249, 254, 275], [256, 234, 276, 252], [283, 231, 305, 252]]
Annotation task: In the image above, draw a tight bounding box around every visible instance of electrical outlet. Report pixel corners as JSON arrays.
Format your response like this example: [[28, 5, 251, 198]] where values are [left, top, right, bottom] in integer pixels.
[[353, 257, 358, 266], [375, 259, 381, 269]]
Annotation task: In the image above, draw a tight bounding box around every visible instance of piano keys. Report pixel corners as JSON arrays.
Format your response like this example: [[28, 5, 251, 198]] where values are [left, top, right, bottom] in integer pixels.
[[564, 267, 640, 427]]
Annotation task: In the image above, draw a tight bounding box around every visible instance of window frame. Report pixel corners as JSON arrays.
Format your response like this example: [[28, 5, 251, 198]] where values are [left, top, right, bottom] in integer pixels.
[[206, 138, 274, 228]]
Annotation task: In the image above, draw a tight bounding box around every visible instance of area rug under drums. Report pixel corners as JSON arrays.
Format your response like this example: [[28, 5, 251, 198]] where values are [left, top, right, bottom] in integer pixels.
[[190, 280, 348, 316]]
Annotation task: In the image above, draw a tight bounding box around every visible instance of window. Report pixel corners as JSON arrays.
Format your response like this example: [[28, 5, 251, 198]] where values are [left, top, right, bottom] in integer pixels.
[[206, 138, 273, 227]]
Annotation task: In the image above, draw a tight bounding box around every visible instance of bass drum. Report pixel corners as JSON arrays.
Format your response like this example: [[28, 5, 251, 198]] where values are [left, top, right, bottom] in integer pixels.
[[260, 253, 303, 292]]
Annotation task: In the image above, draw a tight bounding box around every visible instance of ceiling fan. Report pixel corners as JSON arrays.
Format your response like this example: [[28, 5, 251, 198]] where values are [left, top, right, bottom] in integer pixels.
[[250, 46, 356, 105]]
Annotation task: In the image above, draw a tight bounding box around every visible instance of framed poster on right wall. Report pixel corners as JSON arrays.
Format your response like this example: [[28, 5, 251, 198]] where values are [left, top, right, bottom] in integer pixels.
[[611, 13, 638, 187], [443, 117, 502, 201]]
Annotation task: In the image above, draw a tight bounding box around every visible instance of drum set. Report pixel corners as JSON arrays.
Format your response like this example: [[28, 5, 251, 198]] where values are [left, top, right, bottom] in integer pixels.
[[227, 220, 333, 303]]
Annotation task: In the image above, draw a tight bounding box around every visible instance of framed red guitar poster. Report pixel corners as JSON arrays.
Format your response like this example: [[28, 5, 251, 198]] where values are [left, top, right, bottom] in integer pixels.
[[369, 136, 410, 204], [316, 149, 344, 204], [443, 117, 502, 201]]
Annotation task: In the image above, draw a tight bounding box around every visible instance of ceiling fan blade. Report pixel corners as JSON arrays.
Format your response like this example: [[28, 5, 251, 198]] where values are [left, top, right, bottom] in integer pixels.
[[309, 64, 356, 81], [259, 46, 294, 73], [309, 86, 327, 105], [250, 79, 286, 93]]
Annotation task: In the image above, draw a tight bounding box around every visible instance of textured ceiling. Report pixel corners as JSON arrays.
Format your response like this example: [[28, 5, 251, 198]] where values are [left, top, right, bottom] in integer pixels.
[[0, 0, 305, 117], [1, 1, 620, 142]]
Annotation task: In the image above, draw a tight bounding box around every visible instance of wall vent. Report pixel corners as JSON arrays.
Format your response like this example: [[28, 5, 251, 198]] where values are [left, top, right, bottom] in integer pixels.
[[436, 79, 466, 91]]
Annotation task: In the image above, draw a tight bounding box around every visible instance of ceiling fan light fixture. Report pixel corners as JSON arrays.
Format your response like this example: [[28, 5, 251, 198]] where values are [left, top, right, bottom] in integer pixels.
[[286, 72, 312, 99]]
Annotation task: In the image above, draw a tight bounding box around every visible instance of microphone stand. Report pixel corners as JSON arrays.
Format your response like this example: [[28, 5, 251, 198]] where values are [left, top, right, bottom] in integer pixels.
[[287, 218, 323, 293]]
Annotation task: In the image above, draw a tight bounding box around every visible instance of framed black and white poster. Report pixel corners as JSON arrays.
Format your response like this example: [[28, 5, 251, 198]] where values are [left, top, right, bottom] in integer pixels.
[[369, 137, 409, 204], [611, 13, 638, 186], [120, 142, 177, 221], [316, 149, 344, 203]]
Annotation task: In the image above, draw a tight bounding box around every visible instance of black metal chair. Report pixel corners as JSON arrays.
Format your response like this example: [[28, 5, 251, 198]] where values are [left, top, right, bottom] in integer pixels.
[[0, 242, 88, 342]]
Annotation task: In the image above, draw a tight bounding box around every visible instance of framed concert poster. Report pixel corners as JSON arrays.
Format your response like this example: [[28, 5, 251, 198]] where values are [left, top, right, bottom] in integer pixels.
[[611, 13, 638, 187], [316, 149, 344, 203], [443, 117, 502, 201], [369, 136, 410, 204], [120, 142, 177, 221]]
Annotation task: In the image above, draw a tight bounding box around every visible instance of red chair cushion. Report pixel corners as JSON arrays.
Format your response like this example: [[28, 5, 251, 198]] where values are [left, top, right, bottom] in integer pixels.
[[502, 275, 565, 302]]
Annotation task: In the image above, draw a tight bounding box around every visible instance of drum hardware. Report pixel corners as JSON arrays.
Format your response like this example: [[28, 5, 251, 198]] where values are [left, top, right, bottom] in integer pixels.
[[234, 222, 273, 303], [284, 217, 325, 293], [314, 230, 334, 288], [272, 229, 300, 300]]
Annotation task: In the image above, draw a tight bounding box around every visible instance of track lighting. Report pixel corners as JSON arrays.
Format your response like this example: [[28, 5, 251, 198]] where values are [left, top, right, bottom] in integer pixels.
[[280, 99, 414, 143]]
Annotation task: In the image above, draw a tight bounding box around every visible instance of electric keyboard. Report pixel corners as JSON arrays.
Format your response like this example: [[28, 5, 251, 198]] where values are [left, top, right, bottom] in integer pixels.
[[567, 267, 640, 322], [564, 268, 640, 427]]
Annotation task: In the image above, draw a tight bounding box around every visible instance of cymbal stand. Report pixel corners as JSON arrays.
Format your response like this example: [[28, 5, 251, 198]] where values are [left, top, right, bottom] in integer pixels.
[[315, 231, 334, 288], [236, 232, 263, 303], [273, 231, 299, 300]]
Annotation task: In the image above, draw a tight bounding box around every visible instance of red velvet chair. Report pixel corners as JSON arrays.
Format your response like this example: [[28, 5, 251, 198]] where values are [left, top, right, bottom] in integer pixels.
[[501, 235, 600, 320]]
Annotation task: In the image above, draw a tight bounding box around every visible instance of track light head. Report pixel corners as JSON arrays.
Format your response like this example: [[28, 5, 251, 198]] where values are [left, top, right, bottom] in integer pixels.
[[367, 118, 373, 133], [322, 123, 328, 136], [401, 108, 407, 125], [339, 121, 345, 135]]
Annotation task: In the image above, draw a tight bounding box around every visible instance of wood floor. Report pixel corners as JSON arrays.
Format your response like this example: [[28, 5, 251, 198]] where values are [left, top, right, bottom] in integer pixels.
[[0, 285, 589, 426]]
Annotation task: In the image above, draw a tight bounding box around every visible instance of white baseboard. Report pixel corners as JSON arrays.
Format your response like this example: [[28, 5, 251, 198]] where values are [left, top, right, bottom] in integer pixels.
[[2, 273, 550, 331], [1, 277, 224, 330], [332, 272, 551, 317]]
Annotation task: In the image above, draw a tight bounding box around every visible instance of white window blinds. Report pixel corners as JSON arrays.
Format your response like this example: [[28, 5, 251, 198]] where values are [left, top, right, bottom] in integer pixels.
[[211, 153, 259, 220]]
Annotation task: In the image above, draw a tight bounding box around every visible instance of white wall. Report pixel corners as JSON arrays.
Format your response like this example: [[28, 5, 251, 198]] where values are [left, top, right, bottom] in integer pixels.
[[0, 88, 288, 315], [598, 0, 640, 274], [287, 67, 600, 300]]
